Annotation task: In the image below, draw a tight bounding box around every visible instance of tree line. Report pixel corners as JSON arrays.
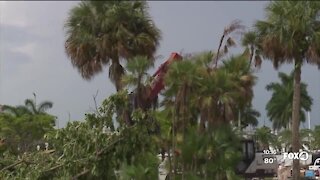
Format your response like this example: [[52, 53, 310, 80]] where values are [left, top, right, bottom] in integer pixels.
[[1, 1, 320, 179]]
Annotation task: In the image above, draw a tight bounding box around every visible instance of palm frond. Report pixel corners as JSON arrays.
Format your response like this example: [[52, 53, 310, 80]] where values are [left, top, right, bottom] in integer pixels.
[[65, 1, 161, 89], [25, 99, 37, 114], [224, 19, 245, 36], [38, 101, 53, 113]]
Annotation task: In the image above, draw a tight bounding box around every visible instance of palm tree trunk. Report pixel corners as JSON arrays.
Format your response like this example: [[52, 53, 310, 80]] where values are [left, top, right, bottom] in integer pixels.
[[111, 57, 123, 92], [248, 45, 254, 67], [214, 34, 225, 68], [292, 61, 301, 180]]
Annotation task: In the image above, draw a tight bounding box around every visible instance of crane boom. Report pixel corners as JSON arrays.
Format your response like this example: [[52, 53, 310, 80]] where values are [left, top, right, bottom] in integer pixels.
[[149, 52, 182, 100]]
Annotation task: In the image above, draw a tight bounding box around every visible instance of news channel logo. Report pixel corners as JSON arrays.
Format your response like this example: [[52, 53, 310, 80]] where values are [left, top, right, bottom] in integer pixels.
[[283, 151, 309, 161]]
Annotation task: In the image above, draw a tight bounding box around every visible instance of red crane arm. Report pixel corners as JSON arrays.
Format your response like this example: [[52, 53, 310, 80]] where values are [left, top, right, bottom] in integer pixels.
[[149, 52, 182, 100]]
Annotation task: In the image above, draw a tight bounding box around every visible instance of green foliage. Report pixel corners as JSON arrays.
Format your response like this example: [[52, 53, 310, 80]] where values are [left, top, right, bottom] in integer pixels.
[[65, 1, 161, 91], [254, 2, 320, 177], [254, 127, 314, 152], [254, 126, 276, 151], [122, 56, 155, 110], [240, 105, 260, 128], [311, 126, 320, 150], [266, 71, 313, 130], [120, 152, 159, 180], [0, 93, 160, 179], [0, 98, 55, 154], [176, 126, 242, 179], [162, 53, 257, 131], [254, 1, 320, 67]]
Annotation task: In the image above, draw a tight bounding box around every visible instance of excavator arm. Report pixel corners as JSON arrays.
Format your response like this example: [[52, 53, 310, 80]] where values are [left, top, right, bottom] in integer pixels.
[[126, 52, 182, 125], [148, 52, 182, 100]]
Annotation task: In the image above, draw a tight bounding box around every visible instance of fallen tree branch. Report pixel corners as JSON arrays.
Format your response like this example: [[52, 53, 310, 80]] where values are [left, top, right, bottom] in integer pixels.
[[43, 164, 64, 173], [72, 168, 90, 180], [96, 137, 124, 156], [0, 160, 23, 172]]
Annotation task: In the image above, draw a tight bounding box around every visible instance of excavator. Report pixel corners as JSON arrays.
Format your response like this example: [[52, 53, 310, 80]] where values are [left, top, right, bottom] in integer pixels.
[[127, 52, 278, 179]]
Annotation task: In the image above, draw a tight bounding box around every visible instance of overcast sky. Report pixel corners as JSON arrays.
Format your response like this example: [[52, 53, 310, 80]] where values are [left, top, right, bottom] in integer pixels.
[[0, 1, 319, 128]]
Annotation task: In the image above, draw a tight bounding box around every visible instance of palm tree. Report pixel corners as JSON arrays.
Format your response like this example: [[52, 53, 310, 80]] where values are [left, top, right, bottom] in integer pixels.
[[193, 53, 256, 131], [0, 97, 54, 153], [165, 59, 199, 132], [213, 20, 244, 67], [221, 55, 256, 110], [2, 99, 52, 117], [241, 31, 262, 68], [65, 1, 161, 91], [160, 52, 256, 177], [266, 72, 313, 131], [164, 59, 199, 177], [253, 2, 320, 178], [122, 56, 154, 126], [122, 56, 154, 110], [240, 105, 260, 129], [24, 99, 53, 115]]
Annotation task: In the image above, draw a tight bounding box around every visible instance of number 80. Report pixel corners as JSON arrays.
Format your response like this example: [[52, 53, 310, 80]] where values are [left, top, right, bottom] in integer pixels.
[[264, 158, 274, 164]]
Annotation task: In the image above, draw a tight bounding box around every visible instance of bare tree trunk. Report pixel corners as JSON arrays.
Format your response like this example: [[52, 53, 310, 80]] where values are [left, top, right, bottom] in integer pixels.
[[292, 61, 301, 180], [214, 34, 225, 68]]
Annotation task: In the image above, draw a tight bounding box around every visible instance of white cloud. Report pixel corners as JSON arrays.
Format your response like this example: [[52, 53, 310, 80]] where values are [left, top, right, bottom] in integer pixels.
[[10, 42, 37, 58]]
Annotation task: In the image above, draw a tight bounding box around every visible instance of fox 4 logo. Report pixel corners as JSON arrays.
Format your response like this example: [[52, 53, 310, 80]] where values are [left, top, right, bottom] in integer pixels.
[[283, 152, 309, 161]]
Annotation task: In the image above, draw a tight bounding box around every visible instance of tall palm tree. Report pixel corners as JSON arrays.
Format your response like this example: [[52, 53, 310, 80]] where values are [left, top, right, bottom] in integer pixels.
[[122, 56, 154, 110], [221, 55, 256, 111], [266, 72, 313, 131], [160, 52, 257, 178], [164, 59, 199, 177], [65, 1, 161, 91], [213, 20, 244, 67], [253, 2, 320, 178], [241, 31, 262, 68], [122, 56, 154, 126], [194, 53, 256, 131]]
